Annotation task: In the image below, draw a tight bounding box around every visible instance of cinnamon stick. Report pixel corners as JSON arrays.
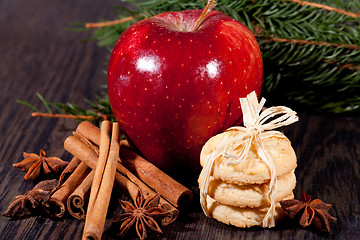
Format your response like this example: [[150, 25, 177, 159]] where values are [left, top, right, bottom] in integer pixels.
[[45, 161, 90, 218], [115, 163, 179, 226], [120, 146, 193, 207], [75, 121, 130, 149], [76, 121, 192, 207], [64, 127, 179, 226], [54, 157, 81, 192], [83, 121, 120, 240], [64, 136, 99, 169], [67, 171, 94, 220], [75, 121, 101, 146]]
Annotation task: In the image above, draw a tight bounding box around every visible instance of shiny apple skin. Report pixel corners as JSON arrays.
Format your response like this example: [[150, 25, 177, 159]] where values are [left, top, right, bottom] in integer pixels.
[[107, 10, 262, 171]]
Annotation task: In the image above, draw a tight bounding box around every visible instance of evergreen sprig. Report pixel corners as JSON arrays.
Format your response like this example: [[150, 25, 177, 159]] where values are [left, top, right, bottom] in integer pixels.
[[19, 0, 360, 118], [18, 91, 115, 124], [86, 0, 360, 114]]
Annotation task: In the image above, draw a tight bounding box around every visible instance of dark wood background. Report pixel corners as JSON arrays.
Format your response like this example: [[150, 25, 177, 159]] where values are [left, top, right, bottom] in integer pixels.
[[0, 0, 359, 239]]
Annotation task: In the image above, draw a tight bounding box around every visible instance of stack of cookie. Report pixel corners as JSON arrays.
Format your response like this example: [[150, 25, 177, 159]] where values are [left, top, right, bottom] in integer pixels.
[[198, 127, 297, 228]]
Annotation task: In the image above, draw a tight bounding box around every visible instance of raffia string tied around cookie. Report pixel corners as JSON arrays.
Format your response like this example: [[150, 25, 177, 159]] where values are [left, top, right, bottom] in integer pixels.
[[199, 91, 298, 227]]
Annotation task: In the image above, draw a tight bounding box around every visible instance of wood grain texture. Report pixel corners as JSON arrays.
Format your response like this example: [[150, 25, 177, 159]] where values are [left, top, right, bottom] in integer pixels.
[[0, 1, 359, 239]]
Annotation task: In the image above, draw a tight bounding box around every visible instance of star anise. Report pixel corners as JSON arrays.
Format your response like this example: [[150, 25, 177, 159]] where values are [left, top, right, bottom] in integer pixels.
[[2, 179, 58, 218], [113, 190, 173, 240], [13, 149, 68, 180], [280, 191, 337, 232]]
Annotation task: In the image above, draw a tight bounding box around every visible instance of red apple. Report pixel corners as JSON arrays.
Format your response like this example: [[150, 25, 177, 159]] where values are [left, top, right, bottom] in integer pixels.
[[107, 8, 262, 171]]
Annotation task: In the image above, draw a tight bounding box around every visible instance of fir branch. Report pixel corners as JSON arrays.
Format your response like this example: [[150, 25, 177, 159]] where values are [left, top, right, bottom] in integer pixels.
[[285, 0, 360, 18], [85, 15, 141, 28], [82, 0, 360, 114], [255, 34, 360, 50], [31, 112, 107, 120], [17, 92, 114, 123], [37, 0, 356, 115], [326, 60, 360, 71]]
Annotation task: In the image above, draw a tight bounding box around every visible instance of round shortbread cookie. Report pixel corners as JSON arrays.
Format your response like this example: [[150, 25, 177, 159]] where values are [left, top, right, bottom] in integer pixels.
[[207, 194, 293, 228], [200, 128, 297, 185], [202, 171, 296, 208]]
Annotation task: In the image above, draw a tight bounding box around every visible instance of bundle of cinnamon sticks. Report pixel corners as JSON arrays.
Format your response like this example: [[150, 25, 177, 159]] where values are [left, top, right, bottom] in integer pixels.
[[42, 120, 192, 239]]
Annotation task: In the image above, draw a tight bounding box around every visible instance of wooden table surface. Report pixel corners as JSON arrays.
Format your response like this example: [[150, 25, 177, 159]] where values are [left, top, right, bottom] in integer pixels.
[[0, 0, 359, 239]]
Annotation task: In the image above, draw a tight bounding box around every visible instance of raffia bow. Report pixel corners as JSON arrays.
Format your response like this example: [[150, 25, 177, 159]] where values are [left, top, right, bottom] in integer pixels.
[[199, 91, 298, 227]]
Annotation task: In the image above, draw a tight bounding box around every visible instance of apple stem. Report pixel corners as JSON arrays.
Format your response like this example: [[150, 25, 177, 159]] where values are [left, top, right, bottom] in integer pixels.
[[192, 0, 217, 31]]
